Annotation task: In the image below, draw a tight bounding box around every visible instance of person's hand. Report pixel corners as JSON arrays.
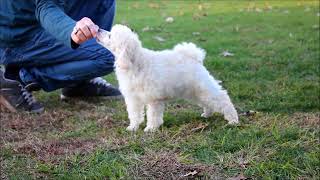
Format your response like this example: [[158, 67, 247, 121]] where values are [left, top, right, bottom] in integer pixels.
[[71, 17, 99, 45]]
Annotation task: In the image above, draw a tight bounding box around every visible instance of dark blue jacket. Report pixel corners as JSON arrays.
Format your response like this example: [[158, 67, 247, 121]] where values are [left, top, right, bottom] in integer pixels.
[[0, 0, 76, 48]]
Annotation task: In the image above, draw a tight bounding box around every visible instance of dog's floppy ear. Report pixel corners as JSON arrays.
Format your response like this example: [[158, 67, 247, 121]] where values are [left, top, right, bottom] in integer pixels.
[[115, 31, 141, 69], [116, 45, 135, 69]]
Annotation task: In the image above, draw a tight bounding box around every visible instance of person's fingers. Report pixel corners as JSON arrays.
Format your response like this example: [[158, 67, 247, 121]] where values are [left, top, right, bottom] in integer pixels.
[[71, 26, 82, 44], [88, 24, 99, 38], [71, 33, 81, 44], [82, 18, 99, 37], [71, 17, 99, 44], [79, 23, 93, 39], [75, 29, 87, 43]]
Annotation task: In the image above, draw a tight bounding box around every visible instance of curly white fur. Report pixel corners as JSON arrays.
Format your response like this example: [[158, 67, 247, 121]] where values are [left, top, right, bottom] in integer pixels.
[[97, 24, 239, 132]]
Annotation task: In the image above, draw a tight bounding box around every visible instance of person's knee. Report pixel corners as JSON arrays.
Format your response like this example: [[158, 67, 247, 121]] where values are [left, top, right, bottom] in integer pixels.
[[102, 51, 115, 64], [96, 51, 115, 72]]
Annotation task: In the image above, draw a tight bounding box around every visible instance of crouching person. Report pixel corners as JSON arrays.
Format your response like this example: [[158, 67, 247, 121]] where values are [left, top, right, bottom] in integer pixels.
[[0, 0, 122, 113]]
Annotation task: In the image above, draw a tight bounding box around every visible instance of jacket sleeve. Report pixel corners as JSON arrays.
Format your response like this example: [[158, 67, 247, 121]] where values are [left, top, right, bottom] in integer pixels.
[[33, 0, 76, 48]]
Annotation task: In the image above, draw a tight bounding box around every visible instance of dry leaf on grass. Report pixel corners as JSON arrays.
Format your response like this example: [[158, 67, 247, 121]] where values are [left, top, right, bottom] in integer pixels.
[[264, 2, 273, 10], [165, 17, 174, 23], [255, 8, 263, 13], [198, 38, 207, 42], [181, 170, 198, 177], [312, 25, 319, 29], [153, 36, 166, 42], [132, 3, 140, 9], [191, 123, 209, 132], [193, 13, 201, 20], [304, 7, 311, 12], [234, 25, 240, 32], [240, 110, 258, 116], [192, 32, 200, 36], [148, 3, 160, 9], [142, 26, 152, 32], [283, 10, 290, 14], [228, 173, 247, 180], [221, 51, 234, 57]]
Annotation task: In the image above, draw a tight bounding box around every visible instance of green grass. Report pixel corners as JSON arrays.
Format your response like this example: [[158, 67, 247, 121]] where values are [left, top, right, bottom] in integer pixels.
[[1, 0, 319, 179]]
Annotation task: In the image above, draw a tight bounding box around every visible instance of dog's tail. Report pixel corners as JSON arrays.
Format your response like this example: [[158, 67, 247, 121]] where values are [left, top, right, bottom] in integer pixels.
[[173, 42, 206, 64]]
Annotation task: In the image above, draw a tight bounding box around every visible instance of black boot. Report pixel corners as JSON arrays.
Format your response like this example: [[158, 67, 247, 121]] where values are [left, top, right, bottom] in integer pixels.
[[61, 77, 122, 100]]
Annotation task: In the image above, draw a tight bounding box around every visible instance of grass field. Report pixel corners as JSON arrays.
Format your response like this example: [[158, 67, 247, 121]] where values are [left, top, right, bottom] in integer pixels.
[[1, 0, 319, 179]]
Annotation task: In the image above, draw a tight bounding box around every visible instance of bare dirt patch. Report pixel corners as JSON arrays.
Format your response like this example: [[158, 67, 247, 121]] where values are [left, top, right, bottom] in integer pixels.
[[0, 110, 73, 143], [131, 150, 224, 179], [12, 137, 101, 163], [0, 104, 120, 164], [290, 112, 320, 128]]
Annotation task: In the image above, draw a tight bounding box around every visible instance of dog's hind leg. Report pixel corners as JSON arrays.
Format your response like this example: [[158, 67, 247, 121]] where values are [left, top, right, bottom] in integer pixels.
[[125, 98, 145, 131], [144, 101, 165, 132]]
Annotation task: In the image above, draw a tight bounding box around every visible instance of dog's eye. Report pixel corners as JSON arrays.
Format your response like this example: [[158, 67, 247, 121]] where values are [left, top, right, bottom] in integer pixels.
[[130, 28, 135, 32]]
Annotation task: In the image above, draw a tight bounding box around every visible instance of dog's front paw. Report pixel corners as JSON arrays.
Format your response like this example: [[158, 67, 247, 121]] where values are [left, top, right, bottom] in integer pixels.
[[225, 113, 239, 125], [201, 112, 210, 118], [228, 120, 239, 125], [126, 125, 139, 132], [144, 126, 159, 133], [226, 116, 239, 125]]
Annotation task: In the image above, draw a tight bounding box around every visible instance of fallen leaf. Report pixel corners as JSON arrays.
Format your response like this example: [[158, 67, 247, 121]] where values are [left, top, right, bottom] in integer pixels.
[[264, 2, 272, 10], [153, 36, 165, 42], [312, 25, 319, 29], [132, 2, 140, 9], [191, 123, 208, 132], [239, 157, 250, 168], [246, 2, 255, 12], [235, 25, 240, 32], [165, 17, 174, 23], [255, 8, 263, 13], [240, 110, 258, 116], [198, 38, 207, 42], [193, 13, 201, 20], [182, 170, 198, 177], [142, 26, 152, 32], [304, 7, 311, 12], [221, 51, 234, 57], [317, 12, 320, 16], [289, 33, 293, 38], [192, 32, 200, 36], [228, 173, 247, 180], [202, 12, 208, 17], [148, 3, 160, 9], [283, 10, 290, 14]]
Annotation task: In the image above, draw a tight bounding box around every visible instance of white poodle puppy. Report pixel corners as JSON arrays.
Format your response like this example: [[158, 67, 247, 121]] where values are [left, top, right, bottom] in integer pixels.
[[97, 24, 239, 132]]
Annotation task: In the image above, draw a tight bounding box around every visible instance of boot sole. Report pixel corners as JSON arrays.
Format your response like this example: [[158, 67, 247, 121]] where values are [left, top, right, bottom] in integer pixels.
[[0, 95, 17, 112]]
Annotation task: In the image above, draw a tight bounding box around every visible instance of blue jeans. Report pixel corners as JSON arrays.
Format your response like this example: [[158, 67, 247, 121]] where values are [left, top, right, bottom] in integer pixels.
[[0, 0, 115, 92]]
